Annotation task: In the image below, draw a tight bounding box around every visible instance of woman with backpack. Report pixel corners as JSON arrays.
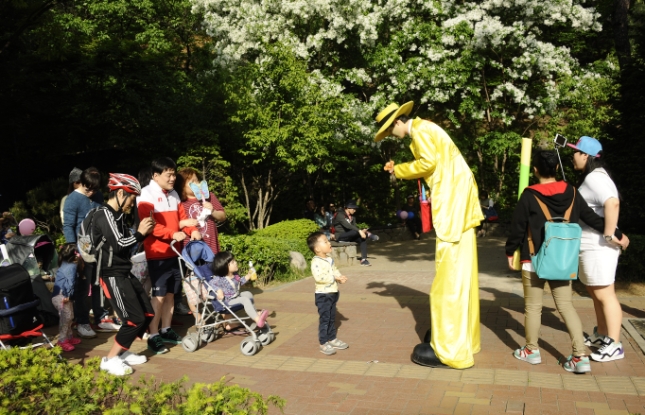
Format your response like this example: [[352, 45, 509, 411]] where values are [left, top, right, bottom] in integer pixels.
[[570, 137, 627, 362], [505, 150, 629, 374]]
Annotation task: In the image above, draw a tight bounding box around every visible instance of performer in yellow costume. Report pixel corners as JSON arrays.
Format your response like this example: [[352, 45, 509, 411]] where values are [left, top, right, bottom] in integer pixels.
[[376, 102, 484, 369]]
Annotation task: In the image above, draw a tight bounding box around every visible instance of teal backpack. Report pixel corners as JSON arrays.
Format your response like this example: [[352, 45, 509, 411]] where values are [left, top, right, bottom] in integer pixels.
[[527, 189, 582, 281]]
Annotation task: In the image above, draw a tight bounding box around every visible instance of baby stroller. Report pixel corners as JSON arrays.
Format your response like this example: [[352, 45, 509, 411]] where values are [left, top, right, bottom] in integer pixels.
[[171, 241, 275, 356], [0, 263, 55, 350]]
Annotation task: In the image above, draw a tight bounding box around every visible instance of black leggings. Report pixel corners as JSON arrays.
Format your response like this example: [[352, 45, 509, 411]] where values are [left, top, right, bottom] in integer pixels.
[[336, 230, 367, 259], [100, 275, 154, 350]]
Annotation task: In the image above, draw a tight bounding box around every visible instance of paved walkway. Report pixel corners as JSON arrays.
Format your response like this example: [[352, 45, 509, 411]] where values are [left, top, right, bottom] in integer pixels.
[[67, 235, 645, 415]]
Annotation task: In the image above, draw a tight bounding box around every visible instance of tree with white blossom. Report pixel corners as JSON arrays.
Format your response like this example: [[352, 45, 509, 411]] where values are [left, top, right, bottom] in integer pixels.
[[194, 0, 610, 204]]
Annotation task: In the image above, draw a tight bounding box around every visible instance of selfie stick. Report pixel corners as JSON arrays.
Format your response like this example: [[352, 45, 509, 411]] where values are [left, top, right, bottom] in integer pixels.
[[554, 147, 567, 182]]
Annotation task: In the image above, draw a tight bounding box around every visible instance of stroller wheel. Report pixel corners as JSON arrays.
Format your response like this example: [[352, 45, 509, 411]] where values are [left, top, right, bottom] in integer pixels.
[[240, 337, 260, 356], [258, 330, 272, 346], [182, 333, 199, 353]]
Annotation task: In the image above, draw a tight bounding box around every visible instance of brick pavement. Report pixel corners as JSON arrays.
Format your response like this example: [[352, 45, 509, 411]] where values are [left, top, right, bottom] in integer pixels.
[[65, 235, 645, 414]]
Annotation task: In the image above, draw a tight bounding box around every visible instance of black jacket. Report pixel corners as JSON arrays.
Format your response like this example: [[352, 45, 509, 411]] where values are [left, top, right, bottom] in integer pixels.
[[332, 209, 360, 235], [92, 204, 145, 278], [505, 181, 622, 261]]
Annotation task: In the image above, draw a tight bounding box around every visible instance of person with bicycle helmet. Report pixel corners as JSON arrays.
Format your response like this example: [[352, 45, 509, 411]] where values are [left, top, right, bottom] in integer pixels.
[[92, 173, 155, 376]]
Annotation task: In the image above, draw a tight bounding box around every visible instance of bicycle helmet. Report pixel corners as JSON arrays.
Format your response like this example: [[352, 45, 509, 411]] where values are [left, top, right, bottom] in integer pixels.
[[108, 173, 142, 195]]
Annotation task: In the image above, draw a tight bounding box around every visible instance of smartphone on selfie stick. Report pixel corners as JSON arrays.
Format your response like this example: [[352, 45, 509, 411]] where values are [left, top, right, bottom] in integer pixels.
[[553, 133, 568, 182]]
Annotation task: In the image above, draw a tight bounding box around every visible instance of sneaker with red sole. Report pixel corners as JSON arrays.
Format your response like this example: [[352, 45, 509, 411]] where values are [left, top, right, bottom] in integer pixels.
[[57, 340, 75, 352]]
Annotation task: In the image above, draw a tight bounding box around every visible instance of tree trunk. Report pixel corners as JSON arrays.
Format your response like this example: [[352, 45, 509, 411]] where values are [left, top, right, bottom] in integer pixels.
[[614, 0, 632, 69]]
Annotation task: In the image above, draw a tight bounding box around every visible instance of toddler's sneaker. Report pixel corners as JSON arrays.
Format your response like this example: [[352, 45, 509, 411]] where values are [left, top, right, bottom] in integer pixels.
[[328, 338, 349, 350], [147, 335, 169, 354], [95, 318, 121, 332], [57, 339, 75, 352], [67, 336, 82, 345], [120, 351, 147, 365], [513, 346, 541, 364], [584, 327, 605, 348], [160, 328, 182, 344], [256, 310, 270, 328], [562, 355, 591, 374], [76, 324, 97, 339], [320, 342, 336, 355], [591, 337, 624, 362], [100, 356, 133, 376]]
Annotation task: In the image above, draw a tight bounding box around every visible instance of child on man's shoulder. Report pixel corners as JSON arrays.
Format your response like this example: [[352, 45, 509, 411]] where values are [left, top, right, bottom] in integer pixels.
[[307, 231, 348, 356]]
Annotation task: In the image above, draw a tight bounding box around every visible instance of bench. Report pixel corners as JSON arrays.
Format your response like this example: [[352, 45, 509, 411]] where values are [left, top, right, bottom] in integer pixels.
[[330, 241, 358, 266]]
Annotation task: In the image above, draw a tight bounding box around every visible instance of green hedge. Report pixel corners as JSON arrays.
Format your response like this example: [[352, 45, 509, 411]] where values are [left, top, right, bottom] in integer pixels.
[[218, 219, 319, 284], [616, 234, 645, 281], [253, 219, 320, 241], [0, 347, 284, 414]]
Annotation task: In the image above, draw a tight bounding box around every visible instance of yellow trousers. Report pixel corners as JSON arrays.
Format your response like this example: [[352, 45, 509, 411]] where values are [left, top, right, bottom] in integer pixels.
[[430, 227, 481, 369]]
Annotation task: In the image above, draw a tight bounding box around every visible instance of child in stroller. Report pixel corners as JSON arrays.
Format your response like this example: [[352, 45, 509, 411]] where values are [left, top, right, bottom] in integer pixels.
[[209, 251, 270, 330], [173, 241, 275, 355]]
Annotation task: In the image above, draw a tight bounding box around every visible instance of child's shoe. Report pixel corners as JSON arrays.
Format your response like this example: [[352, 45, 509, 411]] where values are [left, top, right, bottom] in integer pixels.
[[562, 355, 591, 374], [591, 337, 624, 362], [256, 310, 270, 328], [328, 338, 349, 350], [100, 356, 133, 376], [320, 342, 336, 355], [584, 327, 605, 348], [67, 336, 82, 345], [513, 346, 541, 364], [57, 339, 75, 352]]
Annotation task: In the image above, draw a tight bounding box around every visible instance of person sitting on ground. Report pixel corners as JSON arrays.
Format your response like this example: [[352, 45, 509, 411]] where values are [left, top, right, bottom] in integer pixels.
[[94, 174, 155, 376], [208, 251, 269, 330], [307, 231, 348, 356], [137, 157, 201, 354], [332, 200, 378, 267]]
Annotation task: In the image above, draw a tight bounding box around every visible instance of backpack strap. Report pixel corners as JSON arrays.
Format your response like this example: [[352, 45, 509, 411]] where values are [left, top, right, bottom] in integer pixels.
[[527, 187, 577, 256], [563, 187, 576, 223]]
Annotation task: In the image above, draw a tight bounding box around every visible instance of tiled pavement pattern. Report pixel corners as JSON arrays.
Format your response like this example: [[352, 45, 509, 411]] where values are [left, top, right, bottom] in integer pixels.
[[64, 235, 645, 414]]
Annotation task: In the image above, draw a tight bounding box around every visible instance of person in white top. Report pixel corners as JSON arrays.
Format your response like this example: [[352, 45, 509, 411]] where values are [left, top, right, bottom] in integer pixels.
[[569, 136, 629, 363]]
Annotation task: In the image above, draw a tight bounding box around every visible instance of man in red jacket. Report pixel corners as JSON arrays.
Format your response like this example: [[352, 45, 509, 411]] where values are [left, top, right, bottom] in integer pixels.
[[138, 157, 201, 354]]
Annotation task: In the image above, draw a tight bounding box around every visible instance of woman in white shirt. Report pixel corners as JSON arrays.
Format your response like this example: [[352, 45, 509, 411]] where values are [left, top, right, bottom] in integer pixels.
[[570, 136, 629, 363]]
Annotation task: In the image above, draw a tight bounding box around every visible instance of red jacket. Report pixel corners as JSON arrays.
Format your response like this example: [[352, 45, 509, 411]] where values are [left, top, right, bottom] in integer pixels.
[[137, 180, 198, 260]]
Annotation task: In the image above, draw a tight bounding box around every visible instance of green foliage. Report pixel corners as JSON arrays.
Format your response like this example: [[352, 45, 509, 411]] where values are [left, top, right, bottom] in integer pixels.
[[10, 178, 68, 237], [253, 219, 320, 242], [616, 234, 645, 282], [0, 347, 284, 415]]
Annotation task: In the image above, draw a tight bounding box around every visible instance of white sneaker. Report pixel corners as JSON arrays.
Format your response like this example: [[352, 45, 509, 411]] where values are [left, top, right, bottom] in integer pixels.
[[77, 324, 97, 339], [120, 351, 147, 365], [100, 356, 133, 376], [591, 338, 625, 362], [96, 319, 122, 332], [584, 327, 605, 348]]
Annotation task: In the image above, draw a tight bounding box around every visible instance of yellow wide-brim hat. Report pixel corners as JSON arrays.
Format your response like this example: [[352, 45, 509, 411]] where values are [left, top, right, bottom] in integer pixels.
[[374, 101, 414, 142]]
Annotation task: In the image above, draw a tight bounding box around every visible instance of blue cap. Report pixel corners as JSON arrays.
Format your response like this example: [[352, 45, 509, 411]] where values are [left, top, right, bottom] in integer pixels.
[[567, 136, 602, 157]]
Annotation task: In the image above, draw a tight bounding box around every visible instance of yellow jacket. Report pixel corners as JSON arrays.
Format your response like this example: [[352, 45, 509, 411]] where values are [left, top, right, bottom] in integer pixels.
[[311, 256, 341, 293], [393, 118, 483, 242]]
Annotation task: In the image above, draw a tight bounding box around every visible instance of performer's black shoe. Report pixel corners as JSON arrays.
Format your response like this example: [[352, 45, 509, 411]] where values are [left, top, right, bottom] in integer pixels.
[[411, 342, 449, 368]]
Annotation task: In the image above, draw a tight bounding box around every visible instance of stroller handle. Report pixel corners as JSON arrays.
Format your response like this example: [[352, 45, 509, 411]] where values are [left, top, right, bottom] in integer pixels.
[[170, 240, 195, 272]]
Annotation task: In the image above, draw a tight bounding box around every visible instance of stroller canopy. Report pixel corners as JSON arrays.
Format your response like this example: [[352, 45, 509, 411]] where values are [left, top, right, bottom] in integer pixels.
[[5, 235, 56, 279]]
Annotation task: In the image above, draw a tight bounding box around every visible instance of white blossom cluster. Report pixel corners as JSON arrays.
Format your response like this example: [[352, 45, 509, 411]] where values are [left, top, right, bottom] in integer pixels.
[[193, 0, 604, 139]]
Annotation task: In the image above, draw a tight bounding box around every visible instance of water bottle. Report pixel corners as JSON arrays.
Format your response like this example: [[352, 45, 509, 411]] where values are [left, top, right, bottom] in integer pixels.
[[248, 261, 257, 281]]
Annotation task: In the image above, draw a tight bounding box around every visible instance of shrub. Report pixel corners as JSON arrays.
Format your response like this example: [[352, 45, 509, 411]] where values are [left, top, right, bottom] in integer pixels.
[[254, 219, 320, 241], [0, 347, 284, 415], [218, 219, 318, 284], [616, 234, 645, 281]]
